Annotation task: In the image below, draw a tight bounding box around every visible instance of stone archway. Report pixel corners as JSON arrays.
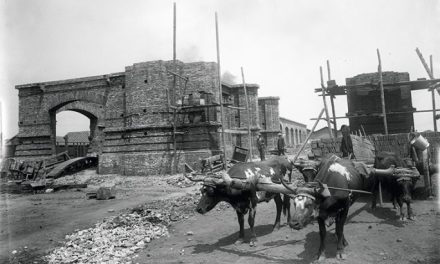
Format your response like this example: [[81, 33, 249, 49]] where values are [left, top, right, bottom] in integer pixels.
[[14, 74, 118, 158]]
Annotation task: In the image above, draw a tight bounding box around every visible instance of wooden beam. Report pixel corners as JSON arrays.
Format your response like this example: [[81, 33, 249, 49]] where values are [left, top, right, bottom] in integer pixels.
[[377, 49, 388, 135], [310, 109, 440, 120], [416, 48, 435, 79], [226, 105, 246, 110], [327, 60, 338, 137], [430, 55, 437, 132], [320, 66, 334, 139], [215, 12, 227, 168], [291, 108, 325, 163], [241, 67, 253, 161]]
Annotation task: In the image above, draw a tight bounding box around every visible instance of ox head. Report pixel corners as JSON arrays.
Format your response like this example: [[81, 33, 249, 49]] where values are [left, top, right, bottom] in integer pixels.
[[281, 179, 330, 230], [185, 173, 231, 214], [292, 159, 320, 183], [196, 179, 223, 214], [289, 192, 319, 230]]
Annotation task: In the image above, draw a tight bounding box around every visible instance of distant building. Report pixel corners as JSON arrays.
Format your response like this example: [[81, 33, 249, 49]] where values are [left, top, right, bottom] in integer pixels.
[[279, 117, 307, 146]]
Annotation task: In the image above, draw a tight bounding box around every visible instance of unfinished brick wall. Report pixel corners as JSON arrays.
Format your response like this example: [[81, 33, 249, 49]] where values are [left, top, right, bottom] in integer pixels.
[[100, 60, 222, 175], [14, 59, 285, 175], [346, 71, 414, 135]]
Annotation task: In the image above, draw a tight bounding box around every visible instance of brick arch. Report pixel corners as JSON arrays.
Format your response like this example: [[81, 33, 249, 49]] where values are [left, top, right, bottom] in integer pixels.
[[56, 101, 105, 121], [45, 90, 106, 113]]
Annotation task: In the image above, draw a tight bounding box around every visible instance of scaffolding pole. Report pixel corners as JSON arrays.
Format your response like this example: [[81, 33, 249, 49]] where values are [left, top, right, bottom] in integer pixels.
[[327, 60, 338, 137], [241, 67, 253, 161], [430, 55, 437, 132], [320, 66, 334, 139], [377, 49, 388, 135], [215, 12, 227, 169], [416, 48, 437, 131]]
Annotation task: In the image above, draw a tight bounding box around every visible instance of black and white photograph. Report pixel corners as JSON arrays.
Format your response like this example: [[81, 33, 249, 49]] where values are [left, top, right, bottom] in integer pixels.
[[0, 0, 439, 263]]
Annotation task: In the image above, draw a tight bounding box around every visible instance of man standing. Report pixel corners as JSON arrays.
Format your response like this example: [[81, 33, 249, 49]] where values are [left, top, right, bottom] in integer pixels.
[[256, 133, 266, 161], [340, 125, 355, 159], [277, 133, 285, 156]]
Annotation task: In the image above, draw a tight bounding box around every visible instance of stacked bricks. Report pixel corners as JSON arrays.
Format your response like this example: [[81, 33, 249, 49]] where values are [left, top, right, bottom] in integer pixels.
[[368, 132, 440, 164], [309, 132, 440, 165], [309, 135, 375, 164]]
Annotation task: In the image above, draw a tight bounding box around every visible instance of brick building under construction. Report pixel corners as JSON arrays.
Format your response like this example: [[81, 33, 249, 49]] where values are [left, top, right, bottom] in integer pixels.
[[14, 60, 291, 175]]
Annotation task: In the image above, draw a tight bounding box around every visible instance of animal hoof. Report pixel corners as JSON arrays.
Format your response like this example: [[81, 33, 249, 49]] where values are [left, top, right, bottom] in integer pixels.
[[336, 251, 346, 260], [317, 254, 326, 261], [408, 216, 416, 221], [249, 240, 257, 247]]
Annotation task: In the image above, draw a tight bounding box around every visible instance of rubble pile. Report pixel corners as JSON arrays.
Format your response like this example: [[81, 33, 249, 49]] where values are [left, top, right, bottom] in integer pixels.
[[132, 193, 201, 222], [166, 174, 197, 188], [45, 210, 169, 264]]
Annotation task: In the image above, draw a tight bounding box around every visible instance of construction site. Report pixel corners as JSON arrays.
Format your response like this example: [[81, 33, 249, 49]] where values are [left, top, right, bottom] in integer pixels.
[[1, 2, 439, 264]]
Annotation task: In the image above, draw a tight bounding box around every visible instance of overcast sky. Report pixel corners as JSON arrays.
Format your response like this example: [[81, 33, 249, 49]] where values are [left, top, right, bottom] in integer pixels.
[[1, 0, 439, 138]]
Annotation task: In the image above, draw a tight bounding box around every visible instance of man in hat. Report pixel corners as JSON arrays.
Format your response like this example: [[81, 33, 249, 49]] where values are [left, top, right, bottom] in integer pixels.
[[277, 132, 285, 156], [256, 133, 266, 161]]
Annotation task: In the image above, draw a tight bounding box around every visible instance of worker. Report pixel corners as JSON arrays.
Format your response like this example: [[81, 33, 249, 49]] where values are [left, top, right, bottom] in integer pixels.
[[340, 125, 355, 159], [256, 133, 266, 161], [277, 133, 285, 156]]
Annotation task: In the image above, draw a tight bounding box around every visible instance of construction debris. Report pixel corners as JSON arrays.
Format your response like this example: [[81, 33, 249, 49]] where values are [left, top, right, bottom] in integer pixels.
[[45, 210, 168, 263]]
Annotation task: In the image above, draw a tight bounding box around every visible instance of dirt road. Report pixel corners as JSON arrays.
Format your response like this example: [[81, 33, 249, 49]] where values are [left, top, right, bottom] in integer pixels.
[[0, 171, 192, 263], [137, 198, 439, 264], [1, 169, 439, 264]]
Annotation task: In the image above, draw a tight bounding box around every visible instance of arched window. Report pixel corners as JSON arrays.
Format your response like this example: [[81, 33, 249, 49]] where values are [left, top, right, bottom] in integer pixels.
[[295, 129, 299, 145], [291, 128, 294, 145]]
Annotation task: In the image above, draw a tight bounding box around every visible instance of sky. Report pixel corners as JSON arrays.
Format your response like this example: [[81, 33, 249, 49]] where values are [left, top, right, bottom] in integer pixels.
[[1, 0, 439, 138]]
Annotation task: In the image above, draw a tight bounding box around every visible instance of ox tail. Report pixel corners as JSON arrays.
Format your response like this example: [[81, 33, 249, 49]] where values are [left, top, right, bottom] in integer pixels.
[[282, 194, 290, 216]]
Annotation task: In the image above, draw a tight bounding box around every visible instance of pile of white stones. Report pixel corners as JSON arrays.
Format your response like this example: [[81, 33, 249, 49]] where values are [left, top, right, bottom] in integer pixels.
[[45, 211, 169, 263]]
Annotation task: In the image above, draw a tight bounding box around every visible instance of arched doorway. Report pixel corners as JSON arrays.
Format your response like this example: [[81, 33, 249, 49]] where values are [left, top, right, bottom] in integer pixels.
[[55, 111, 92, 157], [49, 100, 105, 156], [285, 127, 289, 146]]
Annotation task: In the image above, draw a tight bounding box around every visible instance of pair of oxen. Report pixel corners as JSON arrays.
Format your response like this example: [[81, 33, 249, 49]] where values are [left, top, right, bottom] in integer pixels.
[[186, 153, 420, 261]]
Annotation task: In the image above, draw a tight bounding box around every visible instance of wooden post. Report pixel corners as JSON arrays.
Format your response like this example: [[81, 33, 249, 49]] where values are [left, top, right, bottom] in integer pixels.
[[171, 3, 178, 173], [327, 60, 338, 138], [241, 67, 252, 161], [416, 48, 439, 96], [291, 108, 325, 163], [415, 48, 435, 79], [215, 12, 227, 168], [320, 66, 334, 139], [430, 55, 437, 132], [377, 49, 388, 135]]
